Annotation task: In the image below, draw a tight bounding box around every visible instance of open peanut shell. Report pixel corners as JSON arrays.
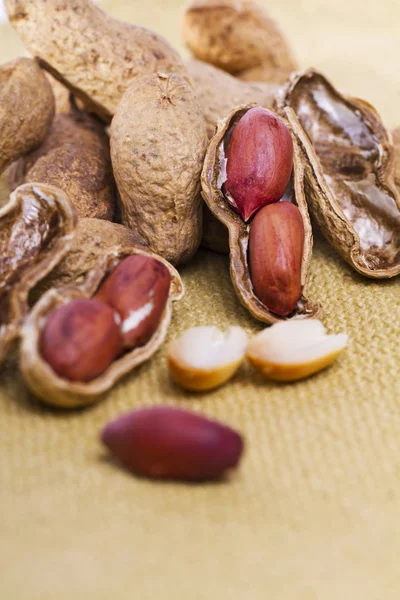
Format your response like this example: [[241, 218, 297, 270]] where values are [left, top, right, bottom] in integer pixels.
[[20, 248, 184, 409], [201, 103, 321, 324], [0, 183, 77, 364], [275, 70, 400, 278], [392, 127, 400, 189]]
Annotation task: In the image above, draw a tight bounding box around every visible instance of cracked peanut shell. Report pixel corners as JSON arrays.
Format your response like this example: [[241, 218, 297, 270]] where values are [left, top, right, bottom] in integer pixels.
[[201, 103, 321, 324], [392, 127, 400, 189], [20, 248, 184, 408], [0, 183, 77, 365], [0, 57, 54, 175], [275, 70, 400, 278], [35, 217, 148, 296], [183, 0, 297, 82], [8, 109, 116, 221], [5, 0, 188, 122], [111, 73, 208, 265]]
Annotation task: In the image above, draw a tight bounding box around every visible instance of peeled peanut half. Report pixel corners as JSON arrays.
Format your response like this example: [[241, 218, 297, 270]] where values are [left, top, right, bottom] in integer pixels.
[[168, 326, 248, 391], [246, 320, 348, 382]]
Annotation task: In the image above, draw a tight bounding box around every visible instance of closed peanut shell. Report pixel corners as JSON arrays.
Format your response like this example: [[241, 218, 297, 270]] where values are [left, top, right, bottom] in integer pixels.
[[187, 59, 279, 139], [8, 111, 116, 221], [5, 0, 188, 122], [0, 57, 54, 174], [183, 0, 296, 78], [201, 103, 320, 323], [46, 73, 73, 114], [237, 63, 295, 85], [20, 248, 184, 408], [0, 183, 77, 364], [111, 73, 208, 265], [275, 70, 400, 278]]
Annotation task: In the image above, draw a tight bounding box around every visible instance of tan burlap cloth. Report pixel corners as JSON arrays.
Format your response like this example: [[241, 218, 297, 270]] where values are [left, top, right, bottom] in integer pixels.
[[1, 1, 400, 598]]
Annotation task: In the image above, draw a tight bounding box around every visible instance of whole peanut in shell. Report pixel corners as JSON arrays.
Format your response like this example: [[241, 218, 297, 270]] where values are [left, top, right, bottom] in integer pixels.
[[201, 103, 320, 324], [40, 298, 123, 382], [0, 57, 54, 175], [95, 255, 171, 349], [111, 73, 208, 265], [187, 59, 279, 140], [101, 406, 244, 480], [8, 111, 116, 221], [183, 0, 296, 82], [5, 0, 188, 122]]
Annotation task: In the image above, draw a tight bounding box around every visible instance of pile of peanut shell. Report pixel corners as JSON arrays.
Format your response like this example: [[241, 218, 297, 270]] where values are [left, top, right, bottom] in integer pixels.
[[1, 0, 399, 481]]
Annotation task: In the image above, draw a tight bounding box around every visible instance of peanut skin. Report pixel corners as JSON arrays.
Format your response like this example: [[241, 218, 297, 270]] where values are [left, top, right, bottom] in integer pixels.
[[249, 202, 304, 316]]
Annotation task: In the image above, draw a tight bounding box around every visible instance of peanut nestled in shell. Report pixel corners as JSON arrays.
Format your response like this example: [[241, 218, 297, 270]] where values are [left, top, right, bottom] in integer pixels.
[[20, 250, 183, 408], [201, 103, 321, 323]]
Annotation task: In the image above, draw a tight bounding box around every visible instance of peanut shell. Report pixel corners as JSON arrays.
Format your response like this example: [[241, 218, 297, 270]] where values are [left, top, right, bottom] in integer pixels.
[[202, 204, 230, 254], [392, 127, 400, 189], [275, 70, 400, 278], [237, 63, 296, 85], [0, 57, 54, 174], [111, 73, 208, 265], [183, 0, 296, 79], [201, 103, 321, 323], [46, 73, 73, 115], [187, 59, 279, 254], [34, 218, 148, 298], [0, 183, 77, 364], [187, 59, 279, 140], [8, 110, 116, 221], [5, 0, 188, 122], [20, 248, 184, 408]]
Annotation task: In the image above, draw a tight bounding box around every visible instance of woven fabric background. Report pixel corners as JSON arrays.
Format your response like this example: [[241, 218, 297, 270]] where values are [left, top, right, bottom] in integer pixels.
[[1, 1, 400, 598]]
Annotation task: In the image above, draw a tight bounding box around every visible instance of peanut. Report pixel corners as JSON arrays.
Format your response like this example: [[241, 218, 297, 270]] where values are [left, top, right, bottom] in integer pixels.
[[95, 256, 171, 350], [101, 406, 244, 480], [40, 298, 123, 382], [223, 107, 293, 222], [248, 202, 304, 316]]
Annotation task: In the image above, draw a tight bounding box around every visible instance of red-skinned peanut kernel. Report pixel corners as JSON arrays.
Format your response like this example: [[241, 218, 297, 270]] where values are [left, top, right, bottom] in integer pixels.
[[101, 406, 244, 481], [223, 107, 293, 222], [40, 298, 123, 382], [249, 202, 304, 316], [95, 255, 171, 350]]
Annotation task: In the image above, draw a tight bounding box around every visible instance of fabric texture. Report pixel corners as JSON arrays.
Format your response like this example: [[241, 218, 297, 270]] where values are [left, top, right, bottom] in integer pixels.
[[1, 1, 400, 598]]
